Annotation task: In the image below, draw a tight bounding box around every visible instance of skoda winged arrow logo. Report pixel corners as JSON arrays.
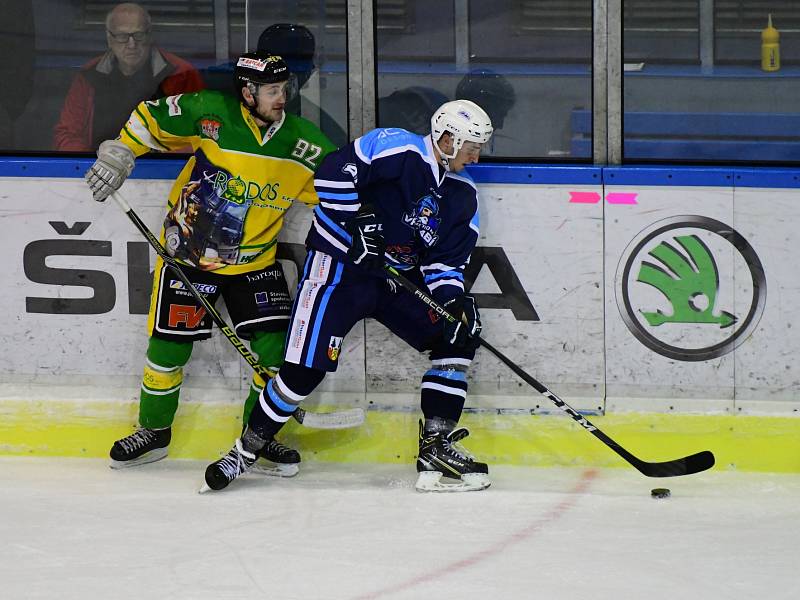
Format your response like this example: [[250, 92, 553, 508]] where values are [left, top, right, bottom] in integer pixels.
[[616, 216, 766, 361], [637, 235, 736, 329]]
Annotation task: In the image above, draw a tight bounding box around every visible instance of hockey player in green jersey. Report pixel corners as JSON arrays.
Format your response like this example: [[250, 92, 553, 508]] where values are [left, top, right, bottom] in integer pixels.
[[85, 51, 336, 474]]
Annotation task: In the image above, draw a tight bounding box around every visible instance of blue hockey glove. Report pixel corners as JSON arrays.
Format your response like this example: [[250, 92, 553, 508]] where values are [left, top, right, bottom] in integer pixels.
[[442, 295, 482, 347], [347, 204, 386, 270]]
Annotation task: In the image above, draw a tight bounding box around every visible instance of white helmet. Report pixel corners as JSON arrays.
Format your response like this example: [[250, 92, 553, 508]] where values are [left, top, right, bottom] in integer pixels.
[[430, 99, 493, 160]]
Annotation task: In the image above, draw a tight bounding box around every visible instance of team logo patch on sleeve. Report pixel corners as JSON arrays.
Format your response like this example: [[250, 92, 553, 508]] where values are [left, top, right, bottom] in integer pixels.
[[327, 336, 343, 361], [200, 117, 221, 141], [342, 163, 359, 184]]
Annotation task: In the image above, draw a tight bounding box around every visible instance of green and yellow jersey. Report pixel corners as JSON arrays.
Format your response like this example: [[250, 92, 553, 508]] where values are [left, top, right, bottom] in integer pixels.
[[119, 90, 336, 274]]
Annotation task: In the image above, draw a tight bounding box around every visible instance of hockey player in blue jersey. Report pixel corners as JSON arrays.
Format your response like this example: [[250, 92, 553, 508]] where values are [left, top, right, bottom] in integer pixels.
[[204, 99, 493, 493]]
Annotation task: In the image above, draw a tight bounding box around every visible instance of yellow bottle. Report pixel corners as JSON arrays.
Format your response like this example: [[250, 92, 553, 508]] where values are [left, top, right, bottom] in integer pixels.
[[761, 14, 780, 72]]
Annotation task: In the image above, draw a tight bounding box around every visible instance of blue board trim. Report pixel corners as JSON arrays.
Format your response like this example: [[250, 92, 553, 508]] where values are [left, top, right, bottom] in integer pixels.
[[1, 157, 799, 189], [0, 157, 185, 179], [466, 164, 601, 185], [733, 168, 800, 189], [603, 166, 735, 187]]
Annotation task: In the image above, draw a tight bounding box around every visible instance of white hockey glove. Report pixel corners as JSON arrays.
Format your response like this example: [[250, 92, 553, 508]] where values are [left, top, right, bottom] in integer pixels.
[[85, 140, 136, 202]]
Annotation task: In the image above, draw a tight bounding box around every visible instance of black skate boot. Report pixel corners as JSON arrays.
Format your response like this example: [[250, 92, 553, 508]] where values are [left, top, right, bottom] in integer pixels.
[[109, 427, 171, 469], [252, 438, 301, 478], [415, 420, 490, 492], [202, 438, 257, 492]]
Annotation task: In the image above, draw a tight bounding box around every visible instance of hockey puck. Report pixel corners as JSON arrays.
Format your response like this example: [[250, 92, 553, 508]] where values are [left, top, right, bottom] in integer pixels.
[[651, 488, 671, 499]]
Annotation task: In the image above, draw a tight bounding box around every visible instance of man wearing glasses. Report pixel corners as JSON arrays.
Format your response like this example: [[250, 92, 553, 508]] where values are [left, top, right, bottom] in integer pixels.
[[54, 2, 203, 151]]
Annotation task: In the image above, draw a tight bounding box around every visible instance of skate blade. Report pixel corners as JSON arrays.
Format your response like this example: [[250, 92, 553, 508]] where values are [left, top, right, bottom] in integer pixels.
[[198, 483, 212, 494], [109, 448, 168, 470], [414, 471, 491, 493], [295, 407, 365, 429], [251, 461, 299, 478]]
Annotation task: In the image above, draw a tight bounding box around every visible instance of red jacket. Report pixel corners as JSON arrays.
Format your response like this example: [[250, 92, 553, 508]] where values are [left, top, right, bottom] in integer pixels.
[[53, 48, 204, 151]]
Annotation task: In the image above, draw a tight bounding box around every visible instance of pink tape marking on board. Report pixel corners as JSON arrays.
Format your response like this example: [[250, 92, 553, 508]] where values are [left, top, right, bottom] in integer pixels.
[[605, 192, 638, 205], [568, 191, 601, 204]]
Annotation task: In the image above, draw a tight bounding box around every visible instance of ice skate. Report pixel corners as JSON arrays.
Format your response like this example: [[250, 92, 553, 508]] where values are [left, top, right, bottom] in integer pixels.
[[201, 438, 256, 492], [109, 427, 171, 469], [251, 438, 301, 478], [415, 420, 490, 492]]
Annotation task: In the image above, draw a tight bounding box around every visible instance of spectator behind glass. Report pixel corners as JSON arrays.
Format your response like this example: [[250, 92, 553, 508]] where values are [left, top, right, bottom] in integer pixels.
[[456, 69, 516, 155], [456, 69, 515, 130], [378, 86, 448, 134], [257, 23, 347, 147], [53, 2, 204, 151], [378, 69, 515, 154]]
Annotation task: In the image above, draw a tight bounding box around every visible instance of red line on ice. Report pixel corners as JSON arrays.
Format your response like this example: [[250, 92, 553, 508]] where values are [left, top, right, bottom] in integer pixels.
[[349, 468, 599, 600]]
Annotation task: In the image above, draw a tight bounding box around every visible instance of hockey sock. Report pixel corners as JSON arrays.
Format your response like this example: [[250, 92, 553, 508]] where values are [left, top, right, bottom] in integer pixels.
[[139, 337, 193, 429], [240, 426, 268, 454], [241, 330, 285, 424], [249, 361, 325, 439], [423, 416, 458, 435], [420, 361, 468, 423]]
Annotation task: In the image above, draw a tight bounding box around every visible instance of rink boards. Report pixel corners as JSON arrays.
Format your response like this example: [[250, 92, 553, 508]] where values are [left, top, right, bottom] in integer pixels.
[[0, 160, 798, 471]]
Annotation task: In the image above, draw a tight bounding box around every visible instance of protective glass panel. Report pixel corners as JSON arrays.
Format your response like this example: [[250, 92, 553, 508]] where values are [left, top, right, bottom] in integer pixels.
[[623, 0, 800, 163], [8, 1, 222, 153], [246, 1, 348, 148], [375, 0, 593, 160], [2, 0, 348, 154]]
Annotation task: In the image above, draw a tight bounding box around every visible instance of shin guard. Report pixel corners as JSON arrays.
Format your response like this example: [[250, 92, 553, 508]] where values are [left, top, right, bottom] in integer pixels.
[[139, 337, 193, 429]]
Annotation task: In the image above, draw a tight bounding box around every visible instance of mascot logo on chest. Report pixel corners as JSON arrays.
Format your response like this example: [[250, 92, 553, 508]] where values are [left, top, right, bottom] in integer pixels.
[[403, 194, 442, 247]]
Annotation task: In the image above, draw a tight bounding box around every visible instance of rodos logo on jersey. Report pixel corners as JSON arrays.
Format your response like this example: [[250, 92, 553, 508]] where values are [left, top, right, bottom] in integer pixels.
[[226, 176, 247, 200], [616, 215, 766, 361], [403, 194, 442, 247], [202, 170, 280, 205]]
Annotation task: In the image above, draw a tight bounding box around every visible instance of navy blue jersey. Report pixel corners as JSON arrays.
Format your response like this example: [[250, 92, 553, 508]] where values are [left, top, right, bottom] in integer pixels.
[[308, 127, 480, 304]]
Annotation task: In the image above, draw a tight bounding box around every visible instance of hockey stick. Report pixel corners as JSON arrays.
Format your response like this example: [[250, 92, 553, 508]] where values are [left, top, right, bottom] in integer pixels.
[[110, 190, 364, 430], [385, 266, 715, 478]]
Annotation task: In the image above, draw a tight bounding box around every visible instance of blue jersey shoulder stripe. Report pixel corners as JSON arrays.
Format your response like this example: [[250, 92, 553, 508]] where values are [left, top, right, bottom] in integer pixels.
[[355, 128, 428, 164], [445, 170, 477, 190]]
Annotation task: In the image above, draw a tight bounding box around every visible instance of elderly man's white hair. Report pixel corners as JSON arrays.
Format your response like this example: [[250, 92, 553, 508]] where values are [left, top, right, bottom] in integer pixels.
[[105, 2, 152, 30]]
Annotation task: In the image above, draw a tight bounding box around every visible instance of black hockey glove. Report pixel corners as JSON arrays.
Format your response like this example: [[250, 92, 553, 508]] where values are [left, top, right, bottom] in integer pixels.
[[442, 295, 482, 348], [347, 204, 386, 271]]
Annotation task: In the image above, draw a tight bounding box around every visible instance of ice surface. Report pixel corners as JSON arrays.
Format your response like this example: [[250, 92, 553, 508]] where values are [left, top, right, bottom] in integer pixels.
[[1, 457, 798, 600]]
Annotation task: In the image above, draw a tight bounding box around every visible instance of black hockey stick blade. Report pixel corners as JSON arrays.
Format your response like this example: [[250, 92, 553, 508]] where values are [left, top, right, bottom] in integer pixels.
[[600, 425, 715, 477], [631, 450, 715, 478]]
